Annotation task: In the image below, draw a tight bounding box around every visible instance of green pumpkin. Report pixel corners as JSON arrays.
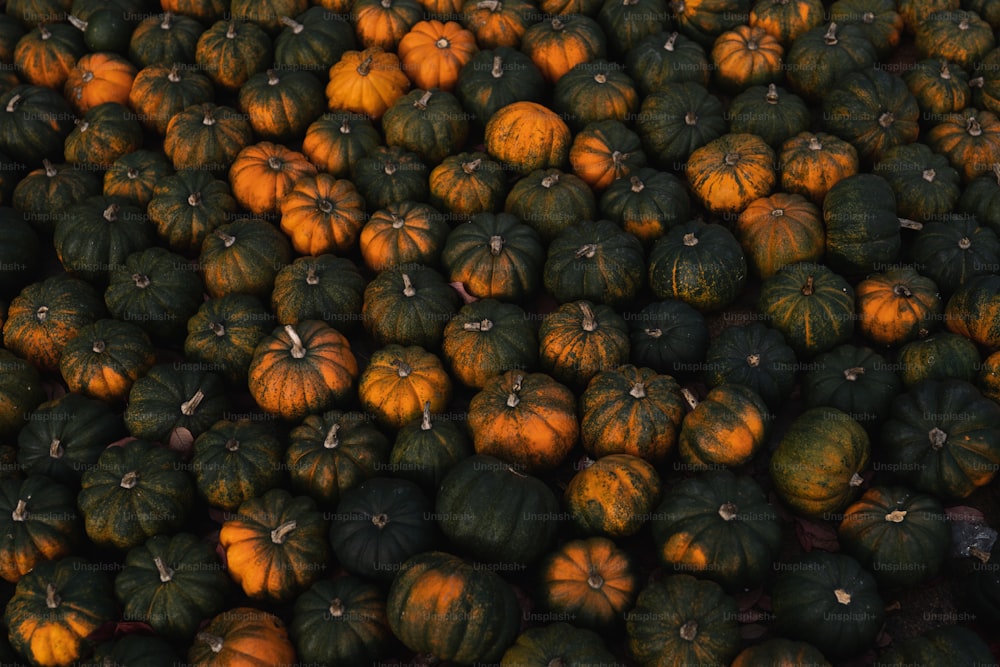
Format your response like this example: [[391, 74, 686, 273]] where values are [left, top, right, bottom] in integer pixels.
[[429, 151, 507, 217], [731, 638, 831, 667], [769, 407, 870, 518], [194, 18, 272, 92], [0, 84, 75, 167], [12, 160, 101, 237], [0, 348, 44, 439], [827, 0, 901, 57], [954, 539, 1000, 626], [823, 173, 903, 279], [102, 149, 174, 209], [330, 476, 437, 582], [879, 379, 1000, 499], [648, 220, 747, 313], [0, 206, 39, 295], [80, 635, 181, 667], [237, 68, 324, 142], [703, 321, 798, 408], [123, 363, 228, 444], [351, 145, 429, 211], [184, 294, 275, 384], [838, 485, 950, 589], [650, 470, 781, 591], [944, 273, 1000, 349], [908, 214, 1000, 295], [538, 300, 630, 390], [873, 142, 961, 223], [441, 298, 539, 389], [625, 31, 711, 94], [130, 63, 216, 136], [598, 167, 691, 245], [635, 81, 727, 169], [387, 551, 521, 664], [114, 532, 230, 641], [543, 218, 644, 307], [274, 6, 357, 76], [875, 625, 995, 667], [104, 247, 205, 343], [672, 0, 750, 47], [455, 47, 546, 125], [757, 261, 855, 357], [504, 168, 598, 243], [895, 332, 981, 388], [197, 217, 293, 300], [958, 163, 1000, 236], [0, 475, 79, 584], [77, 439, 194, 549], [270, 254, 366, 331], [16, 393, 125, 486], [189, 418, 284, 510], [285, 410, 391, 508], [362, 264, 460, 349], [801, 344, 902, 432], [902, 58, 971, 117], [598, 0, 670, 56], [784, 22, 877, 102], [626, 574, 740, 667], [146, 169, 237, 254], [627, 299, 708, 376], [291, 575, 393, 666], [501, 623, 618, 667], [771, 552, 884, 660], [382, 89, 470, 166], [63, 102, 144, 169], [553, 61, 641, 131], [127, 11, 204, 67], [389, 403, 473, 494], [54, 195, 155, 286], [727, 83, 811, 148], [435, 454, 560, 566], [58, 318, 156, 403]]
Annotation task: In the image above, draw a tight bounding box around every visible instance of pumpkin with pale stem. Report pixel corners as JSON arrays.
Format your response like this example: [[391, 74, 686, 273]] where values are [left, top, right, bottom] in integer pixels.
[[13, 23, 87, 90], [779, 131, 859, 204], [625, 30, 712, 94], [197, 218, 293, 301], [735, 192, 824, 279], [291, 576, 393, 666], [58, 319, 155, 403], [325, 47, 411, 120], [727, 83, 811, 148], [382, 88, 470, 165], [63, 51, 136, 114], [302, 112, 381, 178], [711, 24, 784, 93], [501, 623, 618, 667], [123, 363, 229, 445], [228, 142, 317, 216], [565, 454, 662, 538], [359, 200, 450, 272], [184, 294, 273, 384], [353, 0, 424, 51], [163, 103, 253, 174], [926, 108, 1000, 183], [485, 101, 572, 174], [686, 132, 776, 214], [190, 419, 285, 511], [827, 0, 903, 57], [677, 384, 771, 468], [455, 47, 546, 124], [237, 68, 324, 142], [903, 58, 971, 116], [270, 255, 366, 331], [520, 14, 607, 84], [127, 63, 215, 136], [783, 22, 876, 102], [397, 20, 478, 91], [194, 19, 272, 92], [358, 344, 452, 429], [389, 402, 472, 493], [539, 300, 630, 390], [429, 151, 507, 216], [279, 174, 366, 257], [855, 268, 943, 346], [461, 0, 534, 48], [442, 298, 539, 389], [568, 119, 646, 191], [187, 607, 296, 667], [553, 61, 641, 131], [0, 476, 78, 584], [362, 265, 459, 348]]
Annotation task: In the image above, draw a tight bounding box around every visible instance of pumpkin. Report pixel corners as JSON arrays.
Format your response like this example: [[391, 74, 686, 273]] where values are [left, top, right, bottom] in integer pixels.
[[194, 19, 272, 92], [467, 370, 579, 472], [958, 163, 1000, 237], [703, 321, 797, 408], [568, 119, 646, 190], [484, 100, 572, 174], [565, 453, 662, 537], [102, 150, 173, 208], [625, 30, 711, 94], [505, 168, 598, 243], [539, 300, 631, 390], [360, 200, 450, 272], [647, 220, 748, 313], [873, 142, 961, 223], [461, 0, 534, 49], [325, 47, 411, 120], [801, 344, 902, 432], [625, 574, 741, 667], [686, 132, 776, 215], [390, 403, 472, 492], [13, 22, 86, 90], [520, 13, 607, 84], [828, 0, 903, 56], [123, 363, 228, 445], [160, 0, 229, 22], [353, 0, 424, 51], [228, 141, 317, 216], [598, 167, 690, 245], [903, 58, 971, 116], [627, 299, 709, 376], [944, 273, 1000, 349], [350, 145, 429, 211], [455, 46, 546, 124], [126, 11, 203, 68], [677, 384, 771, 468], [651, 470, 782, 590], [436, 453, 560, 564], [0, 85, 75, 168], [980, 350, 1000, 404], [228, 0, 309, 31], [5, 556, 117, 667], [784, 21, 876, 101], [731, 639, 831, 667], [247, 321, 359, 421], [16, 392, 124, 486], [823, 173, 905, 279], [769, 406, 870, 518], [278, 174, 365, 257], [62, 102, 144, 169], [779, 131, 859, 205], [188, 607, 296, 667], [771, 552, 885, 659], [671, 0, 752, 46], [291, 575, 394, 666], [127, 63, 215, 136], [539, 0, 602, 13], [147, 170, 236, 254], [190, 418, 284, 511], [914, 9, 994, 69], [386, 551, 521, 664], [598, 0, 671, 56], [711, 24, 783, 93], [11, 160, 100, 237], [164, 103, 254, 175], [77, 439, 194, 549], [361, 265, 459, 348], [330, 476, 436, 581], [749, 0, 824, 44], [67, 7, 135, 54], [838, 485, 950, 589], [63, 51, 136, 115], [237, 69, 324, 142], [579, 364, 685, 462], [114, 532, 230, 641], [270, 255, 366, 331], [397, 20, 478, 92], [184, 294, 274, 385], [880, 379, 1000, 498], [855, 267, 943, 346], [429, 152, 506, 217], [382, 88, 470, 166], [757, 261, 856, 357], [0, 475, 79, 583], [537, 536, 638, 629], [3, 274, 104, 374], [895, 332, 981, 388], [302, 111, 381, 178], [220, 488, 330, 602], [6, 0, 71, 27], [358, 344, 452, 429], [543, 218, 644, 307], [58, 319, 155, 403], [925, 108, 1000, 183], [501, 623, 617, 667], [735, 192, 824, 279], [727, 83, 810, 149], [285, 410, 391, 508], [198, 218, 293, 301], [877, 626, 996, 667], [80, 636, 179, 667], [553, 61, 641, 131], [442, 298, 538, 389], [635, 81, 727, 169]]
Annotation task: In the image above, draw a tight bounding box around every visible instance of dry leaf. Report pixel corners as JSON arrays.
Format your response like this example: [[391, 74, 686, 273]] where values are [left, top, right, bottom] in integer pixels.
[[794, 516, 841, 552], [449, 281, 478, 304], [167, 426, 195, 458], [945, 505, 986, 523]]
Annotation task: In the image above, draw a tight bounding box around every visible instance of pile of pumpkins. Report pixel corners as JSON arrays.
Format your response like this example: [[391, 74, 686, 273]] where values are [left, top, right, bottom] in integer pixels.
[[0, 0, 999, 664]]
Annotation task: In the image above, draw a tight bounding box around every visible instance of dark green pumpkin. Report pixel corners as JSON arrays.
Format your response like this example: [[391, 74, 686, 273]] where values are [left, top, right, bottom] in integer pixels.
[[184, 294, 275, 384], [197, 217, 293, 300], [62, 102, 144, 169], [189, 418, 285, 511], [114, 532, 230, 641], [270, 254, 366, 331], [543, 218, 645, 307], [123, 363, 229, 444], [625, 30, 711, 95], [0, 348, 44, 439], [147, 169, 237, 254], [237, 68, 325, 142], [303, 112, 382, 178], [875, 626, 995, 667], [104, 246, 205, 342], [598, 0, 670, 56], [672, 0, 750, 47], [274, 7, 357, 76], [0, 205, 39, 295], [879, 379, 1000, 499], [703, 321, 797, 408], [455, 47, 546, 125], [80, 635, 180, 667], [291, 575, 394, 666], [441, 298, 539, 389], [757, 261, 855, 357], [873, 142, 961, 223], [429, 151, 507, 217], [625, 574, 740, 667], [908, 214, 1000, 295], [953, 539, 1000, 626], [129, 63, 216, 136], [501, 623, 618, 667], [838, 485, 950, 589], [648, 219, 747, 313], [635, 81, 727, 169], [58, 318, 156, 403], [598, 167, 690, 245], [958, 163, 1000, 236], [553, 60, 641, 131], [330, 476, 437, 582], [127, 11, 204, 67], [727, 83, 811, 148], [102, 149, 174, 208], [362, 264, 460, 349], [435, 454, 560, 566], [771, 552, 885, 660], [538, 300, 631, 390], [0, 84, 75, 167], [382, 89, 470, 166], [650, 470, 781, 591], [944, 273, 1000, 349], [627, 299, 708, 376], [12, 160, 101, 237], [389, 403, 473, 494], [16, 392, 125, 486], [801, 344, 902, 432], [164, 102, 254, 175], [77, 439, 194, 550], [903, 58, 971, 117], [784, 22, 877, 102], [827, 0, 902, 57], [0, 475, 79, 584], [285, 410, 391, 508], [823, 173, 903, 279], [504, 168, 598, 243], [351, 145, 429, 211], [194, 18, 272, 92], [894, 331, 981, 388]]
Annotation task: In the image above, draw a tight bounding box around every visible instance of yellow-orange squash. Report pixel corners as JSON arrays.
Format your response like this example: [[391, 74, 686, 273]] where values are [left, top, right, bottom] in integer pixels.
[[397, 20, 478, 92], [325, 47, 411, 120], [484, 101, 572, 174], [228, 142, 318, 216], [278, 174, 366, 256], [686, 132, 777, 215]]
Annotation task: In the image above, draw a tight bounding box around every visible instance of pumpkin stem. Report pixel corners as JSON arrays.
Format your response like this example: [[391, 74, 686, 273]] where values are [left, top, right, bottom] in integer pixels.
[[746, 353, 760, 368], [279, 15, 305, 33], [39, 23, 51, 39], [718, 502, 738, 521], [594, 72, 607, 84], [684, 111, 698, 126], [491, 55, 504, 78], [209, 321, 226, 337], [679, 620, 698, 641], [415, 89, 433, 109], [197, 633, 225, 654], [970, 75, 984, 90], [807, 136, 822, 151], [921, 168, 936, 182], [267, 155, 283, 170], [885, 509, 906, 523], [168, 63, 182, 83], [357, 55, 374, 76], [214, 228, 237, 247], [862, 10, 874, 23], [765, 83, 779, 103], [579, 302, 597, 331], [395, 359, 412, 377], [823, 22, 838, 45], [629, 381, 646, 399], [849, 472, 864, 486], [892, 283, 912, 298], [92, 339, 106, 354], [967, 116, 983, 137], [878, 111, 894, 128], [420, 401, 433, 430], [834, 588, 852, 604], [939, 60, 950, 79], [929, 427, 947, 450], [801, 275, 814, 296], [180, 389, 205, 416], [35, 305, 49, 322], [45, 583, 60, 610], [153, 556, 175, 583], [49, 438, 63, 459], [103, 203, 119, 222], [462, 158, 481, 174], [225, 438, 240, 452], [587, 572, 604, 588], [575, 243, 597, 259], [120, 470, 140, 489], [541, 173, 559, 188], [372, 513, 389, 528], [644, 327, 662, 338], [958, 236, 972, 250], [477, 0, 501, 10], [390, 212, 405, 228], [682, 232, 699, 247], [463, 318, 494, 331], [284, 325, 308, 359], [328, 598, 345, 617], [507, 374, 523, 407], [680, 387, 699, 410], [489, 235, 504, 256], [317, 197, 335, 214], [898, 218, 923, 230], [401, 273, 416, 297], [266, 69, 280, 86], [42, 159, 57, 177], [126, 166, 140, 180], [630, 176, 644, 192], [843, 366, 865, 381], [723, 152, 741, 166], [225, 21, 237, 39], [324, 423, 340, 448], [4, 93, 21, 113], [435, 36, 450, 49], [271, 520, 297, 544], [157, 10, 172, 28], [551, 17, 564, 30], [11, 499, 28, 522], [132, 273, 151, 289], [67, 14, 86, 31], [663, 31, 678, 51], [969, 546, 992, 563]]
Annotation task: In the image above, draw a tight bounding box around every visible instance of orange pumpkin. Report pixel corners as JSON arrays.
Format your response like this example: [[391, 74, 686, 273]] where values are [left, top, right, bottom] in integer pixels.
[[779, 131, 860, 204], [353, 0, 424, 50], [63, 52, 136, 115], [325, 47, 411, 120], [856, 268, 944, 346], [359, 200, 450, 272], [711, 24, 784, 92], [397, 20, 478, 92], [357, 344, 452, 429], [279, 174, 366, 256], [564, 454, 662, 537], [428, 151, 508, 216], [520, 14, 608, 84], [188, 607, 296, 667], [461, 0, 534, 48], [735, 192, 825, 279], [484, 101, 572, 174], [539, 300, 631, 390], [686, 132, 777, 215], [228, 142, 318, 216], [926, 108, 1000, 183], [568, 119, 646, 191]]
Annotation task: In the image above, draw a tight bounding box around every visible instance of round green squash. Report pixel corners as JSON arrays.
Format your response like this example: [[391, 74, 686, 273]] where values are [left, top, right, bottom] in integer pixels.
[[823, 173, 904, 279], [123, 363, 229, 445], [702, 321, 798, 409], [270, 254, 366, 331], [237, 68, 324, 143], [543, 218, 645, 308], [0, 475, 79, 584], [0, 348, 45, 438], [127, 11, 204, 68], [538, 300, 631, 390], [627, 299, 708, 377], [382, 88, 470, 166], [597, 0, 670, 57], [501, 622, 618, 667], [274, 6, 358, 75], [504, 168, 598, 243], [801, 344, 902, 432], [389, 403, 473, 494], [625, 31, 711, 94], [0, 84, 75, 167], [455, 47, 546, 125], [189, 419, 285, 511], [441, 298, 539, 389], [197, 217, 293, 301], [62, 102, 144, 169], [79, 635, 180, 667], [351, 145, 429, 211], [908, 214, 1000, 296], [676, 383, 771, 468], [958, 163, 1000, 236], [635, 81, 727, 168], [727, 83, 811, 148], [875, 625, 995, 667], [184, 293, 274, 385], [944, 273, 1000, 349], [784, 21, 876, 102], [102, 149, 174, 208], [894, 331, 981, 388], [598, 167, 691, 245], [146, 169, 237, 254], [873, 142, 961, 223], [362, 264, 460, 349], [12, 160, 101, 237]]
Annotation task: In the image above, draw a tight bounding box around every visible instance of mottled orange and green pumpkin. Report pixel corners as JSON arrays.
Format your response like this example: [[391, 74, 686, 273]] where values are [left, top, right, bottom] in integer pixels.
[[441, 298, 539, 389], [163, 103, 254, 175], [485, 101, 572, 174], [564, 454, 662, 538], [188, 607, 296, 667], [197, 218, 293, 301], [429, 151, 507, 217], [711, 24, 784, 93], [730, 639, 831, 667], [779, 131, 859, 205], [353, 0, 424, 51], [856, 267, 943, 346], [382, 89, 470, 166], [359, 200, 450, 272], [568, 119, 647, 191], [735, 192, 824, 279], [749, 0, 825, 44], [194, 19, 272, 92], [279, 174, 366, 257], [520, 14, 607, 84], [58, 318, 155, 404], [677, 384, 771, 468], [925, 108, 1000, 183], [980, 350, 1000, 404], [686, 132, 776, 214], [127, 63, 215, 136], [0, 476, 78, 584], [302, 112, 381, 179], [944, 274, 1000, 349], [539, 300, 631, 390], [13, 23, 86, 90], [357, 344, 452, 429], [237, 68, 325, 142]]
